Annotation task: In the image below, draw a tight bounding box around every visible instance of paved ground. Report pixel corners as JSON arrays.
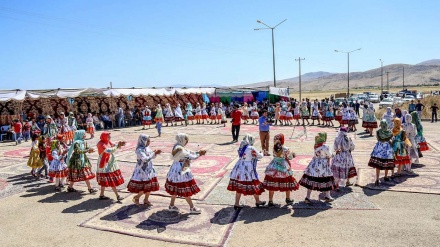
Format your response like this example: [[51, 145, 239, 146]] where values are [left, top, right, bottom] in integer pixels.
[[1, 118, 440, 247]]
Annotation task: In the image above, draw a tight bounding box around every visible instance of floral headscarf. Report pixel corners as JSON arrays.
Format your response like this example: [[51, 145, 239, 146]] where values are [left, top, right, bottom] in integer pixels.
[[97, 132, 114, 168], [239, 134, 255, 157], [66, 130, 86, 165], [377, 119, 393, 141], [411, 111, 423, 135], [404, 113, 412, 125], [314, 132, 327, 148], [392, 118, 403, 136], [50, 140, 59, 151], [273, 133, 285, 153], [136, 134, 150, 150]]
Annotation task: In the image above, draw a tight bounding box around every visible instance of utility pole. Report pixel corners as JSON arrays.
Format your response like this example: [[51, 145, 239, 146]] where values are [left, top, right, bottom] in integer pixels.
[[380, 59, 384, 94], [386, 72, 390, 91], [295, 57, 305, 101], [402, 67, 405, 89]]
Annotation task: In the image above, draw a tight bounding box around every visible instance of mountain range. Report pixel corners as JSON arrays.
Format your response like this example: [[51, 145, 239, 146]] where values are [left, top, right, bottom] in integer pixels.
[[235, 59, 440, 91]]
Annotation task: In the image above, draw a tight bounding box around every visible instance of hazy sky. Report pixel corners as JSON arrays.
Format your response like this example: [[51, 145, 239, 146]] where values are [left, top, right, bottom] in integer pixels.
[[0, 0, 438, 89]]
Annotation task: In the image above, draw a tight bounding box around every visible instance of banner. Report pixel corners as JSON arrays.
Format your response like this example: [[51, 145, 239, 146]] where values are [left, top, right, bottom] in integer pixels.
[[269, 87, 289, 97]]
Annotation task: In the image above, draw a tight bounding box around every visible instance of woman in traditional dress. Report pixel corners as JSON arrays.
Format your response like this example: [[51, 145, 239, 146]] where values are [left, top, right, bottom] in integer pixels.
[[368, 120, 395, 186], [324, 101, 335, 127], [391, 118, 411, 177], [218, 103, 227, 127], [250, 102, 260, 124], [241, 103, 249, 124], [263, 133, 299, 206], [331, 127, 356, 188], [274, 102, 281, 125], [209, 103, 218, 124], [186, 102, 195, 125], [128, 134, 162, 206], [67, 112, 77, 145], [334, 103, 343, 127], [85, 113, 95, 139], [411, 111, 429, 152], [28, 133, 43, 177], [300, 101, 310, 126], [284, 102, 294, 126], [228, 134, 266, 209], [96, 132, 126, 201], [164, 103, 174, 127], [194, 103, 202, 124], [402, 114, 419, 171], [311, 101, 321, 126], [279, 102, 287, 126], [58, 112, 72, 142], [66, 130, 98, 193], [382, 107, 394, 130], [142, 106, 152, 129], [154, 104, 164, 137], [362, 103, 378, 136], [201, 102, 209, 124], [293, 102, 301, 125], [174, 103, 185, 126], [48, 140, 68, 191], [43, 115, 58, 141], [165, 133, 206, 214], [299, 133, 338, 203]]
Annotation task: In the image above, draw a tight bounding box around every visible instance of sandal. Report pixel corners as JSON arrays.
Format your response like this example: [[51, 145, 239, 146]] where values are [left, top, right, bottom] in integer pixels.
[[267, 201, 276, 207], [88, 188, 98, 194], [132, 197, 140, 206], [143, 201, 153, 207], [255, 201, 266, 208], [324, 197, 334, 203], [285, 198, 294, 205], [116, 195, 123, 202], [99, 195, 110, 200], [67, 187, 77, 192]]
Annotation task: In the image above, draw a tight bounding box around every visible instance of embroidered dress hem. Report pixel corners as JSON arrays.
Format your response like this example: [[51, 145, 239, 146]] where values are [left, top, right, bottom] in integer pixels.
[[127, 177, 160, 193], [331, 166, 357, 179], [68, 167, 96, 182], [299, 174, 338, 191], [262, 175, 300, 191], [368, 157, 395, 170], [362, 121, 378, 128], [201, 114, 208, 120], [97, 169, 125, 187], [293, 115, 301, 120], [142, 120, 152, 125], [241, 116, 249, 120], [227, 179, 264, 195], [174, 117, 184, 122], [164, 117, 174, 123], [335, 116, 343, 122], [87, 127, 94, 135], [165, 179, 200, 197], [394, 155, 411, 165], [209, 116, 217, 120], [49, 169, 69, 178], [154, 117, 163, 123]]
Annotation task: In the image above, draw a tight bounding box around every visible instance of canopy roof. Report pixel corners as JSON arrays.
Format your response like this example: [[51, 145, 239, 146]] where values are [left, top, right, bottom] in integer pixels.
[[0, 87, 216, 102]]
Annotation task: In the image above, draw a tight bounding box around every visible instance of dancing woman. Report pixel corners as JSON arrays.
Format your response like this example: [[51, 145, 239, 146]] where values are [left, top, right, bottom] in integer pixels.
[[330, 127, 357, 188], [127, 134, 162, 206], [227, 134, 266, 210], [165, 133, 206, 214]]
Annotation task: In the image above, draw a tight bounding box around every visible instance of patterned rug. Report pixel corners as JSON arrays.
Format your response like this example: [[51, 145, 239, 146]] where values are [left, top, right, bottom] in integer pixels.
[[80, 195, 238, 247]]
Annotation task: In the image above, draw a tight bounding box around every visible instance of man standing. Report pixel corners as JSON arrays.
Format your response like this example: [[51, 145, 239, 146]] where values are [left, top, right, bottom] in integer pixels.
[[12, 119, 22, 145], [430, 103, 438, 123], [259, 110, 271, 156], [230, 104, 242, 142], [408, 100, 416, 113], [415, 100, 425, 119], [355, 101, 360, 117]]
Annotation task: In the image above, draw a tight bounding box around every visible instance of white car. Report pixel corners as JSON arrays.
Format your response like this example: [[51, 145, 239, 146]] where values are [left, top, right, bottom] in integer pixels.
[[416, 93, 423, 99], [402, 95, 416, 102], [379, 98, 394, 108], [368, 94, 380, 103]]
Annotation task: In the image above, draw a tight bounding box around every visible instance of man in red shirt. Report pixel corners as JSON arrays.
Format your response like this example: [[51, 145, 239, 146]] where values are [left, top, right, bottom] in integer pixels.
[[13, 119, 23, 145], [230, 104, 242, 142]]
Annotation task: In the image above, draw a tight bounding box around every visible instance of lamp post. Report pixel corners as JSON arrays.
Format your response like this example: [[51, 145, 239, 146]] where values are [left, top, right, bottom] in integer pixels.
[[334, 48, 361, 97], [379, 59, 384, 94], [255, 19, 287, 88]]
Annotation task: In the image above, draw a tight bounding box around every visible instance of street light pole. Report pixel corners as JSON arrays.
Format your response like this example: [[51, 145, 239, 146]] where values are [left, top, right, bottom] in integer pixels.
[[335, 48, 361, 97], [380, 59, 384, 94], [386, 71, 390, 91], [255, 19, 287, 88], [403, 67, 405, 89], [295, 57, 305, 101]]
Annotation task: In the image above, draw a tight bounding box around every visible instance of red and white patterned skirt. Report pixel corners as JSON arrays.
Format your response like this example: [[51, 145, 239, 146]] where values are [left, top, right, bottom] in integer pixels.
[[227, 179, 264, 195], [97, 169, 125, 187], [262, 175, 300, 192], [68, 167, 96, 182], [127, 177, 160, 193], [165, 179, 200, 197]]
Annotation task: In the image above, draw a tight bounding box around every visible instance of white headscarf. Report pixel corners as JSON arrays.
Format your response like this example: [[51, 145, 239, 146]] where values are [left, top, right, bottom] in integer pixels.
[[136, 134, 150, 150], [175, 133, 188, 147]]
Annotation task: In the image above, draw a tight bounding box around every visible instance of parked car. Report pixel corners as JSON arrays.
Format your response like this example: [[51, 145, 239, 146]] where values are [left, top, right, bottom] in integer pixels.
[[368, 94, 380, 103], [402, 95, 416, 102], [379, 98, 394, 108], [416, 93, 423, 99]]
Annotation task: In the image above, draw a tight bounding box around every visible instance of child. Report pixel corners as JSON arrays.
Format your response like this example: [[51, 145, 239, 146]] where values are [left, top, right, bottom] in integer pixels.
[[154, 104, 164, 137], [391, 118, 411, 177], [27, 133, 42, 177], [330, 127, 356, 188], [299, 133, 338, 203], [36, 136, 49, 179], [128, 134, 162, 206], [228, 134, 266, 210], [186, 102, 195, 125], [48, 140, 68, 191], [262, 133, 299, 206], [86, 113, 95, 139]]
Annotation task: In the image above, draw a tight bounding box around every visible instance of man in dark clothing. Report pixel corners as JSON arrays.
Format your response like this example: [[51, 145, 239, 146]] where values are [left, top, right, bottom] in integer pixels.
[[230, 105, 242, 142], [355, 101, 360, 116], [430, 103, 438, 123], [415, 100, 425, 119]]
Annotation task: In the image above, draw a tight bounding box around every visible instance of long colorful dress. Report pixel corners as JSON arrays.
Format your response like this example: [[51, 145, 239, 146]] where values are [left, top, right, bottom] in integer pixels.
[[195, 104, 202, 120], [218, 104, 227, 124], [311, 102, 320, 120], [186, 103, 195, 121], [209, 105, 217, 121], [403, 114, 419, 163], [325, 101, 335, 121], [127, 134, 160, 193], [279, 102, 287, 121], [293, 104, 301, 120], [334, 104, 343, 123], [285, 105, 294, 120], [263, 134, 299, 192], [362, 103, 378, 128], [368, 120, 395, 170], [299, 135, 338, 191], [154, 105, 164, 123], [67, 130, 96, 182], [48, 144, 68, 179], [201, 103, 209, 120], [382, 107, 394, 130], [174, 104, 184, 123], [164, 103, 174, 124], [164, 133, 202, 197], [67, 113, 77, 142], [331, 128, 357, 181], [86, 113, 94, 135], [44, 117, 58, 141], [411, 111, 429, 152], [228, 135, 265, 195], [392, 118, 411, 166], [250, 103, 259, 120], [96, 132, 124, 187], [28, 139, 42, 170], [241, 104, 249, 120], [59, 115, 71, 142], [300, 102, 310, 119], [142, 107, 152, 126]]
